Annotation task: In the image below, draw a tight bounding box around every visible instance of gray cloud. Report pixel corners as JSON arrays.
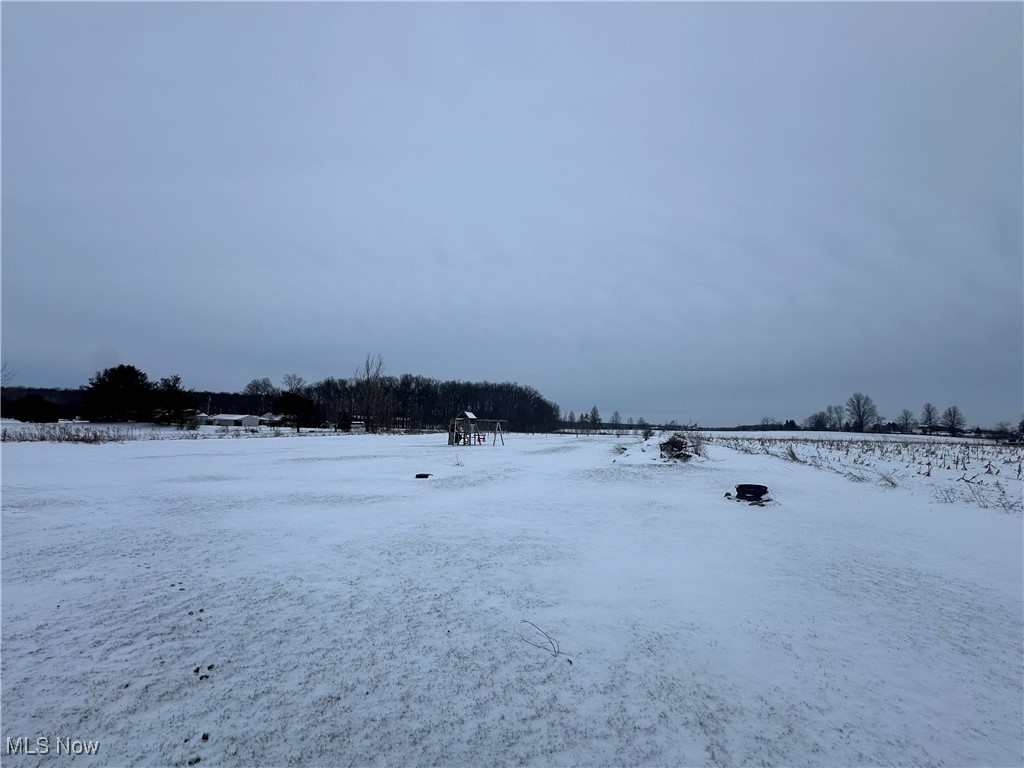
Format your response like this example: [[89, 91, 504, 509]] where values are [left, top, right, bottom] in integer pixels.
[[3, 2, 1021, 427]]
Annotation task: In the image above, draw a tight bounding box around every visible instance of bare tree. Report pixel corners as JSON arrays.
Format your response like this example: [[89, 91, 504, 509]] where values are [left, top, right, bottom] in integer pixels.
[[825, 404, 845, 431], [611, 410, 622, 436], [1, 363, 15, 388], [243, 377, 280, 414], [897, 409, 916, 434], [803, 411, 829, 431], [845, 393, 878, 433], [355, 354, 385, 432], [637, 417, 652, 440], [281, 374, 307, 393], [940, 405, 966, 437], [589, 406, 601, 435], [920, 403, 938, 433], [310, 376, 348, 428]]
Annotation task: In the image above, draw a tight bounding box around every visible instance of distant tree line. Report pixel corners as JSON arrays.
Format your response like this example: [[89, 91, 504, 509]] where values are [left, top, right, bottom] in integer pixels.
[[563, 407, 661, 440], [4, 368, 1019, 441], [797, 393, 1014, 439], [713, 393, 1018, 441], [0, 357, 563, 433], [2, 366, 209, 427]]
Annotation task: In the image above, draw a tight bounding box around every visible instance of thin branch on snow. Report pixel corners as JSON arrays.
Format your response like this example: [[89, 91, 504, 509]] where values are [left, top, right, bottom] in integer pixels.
[[519, 620, 574, 660]]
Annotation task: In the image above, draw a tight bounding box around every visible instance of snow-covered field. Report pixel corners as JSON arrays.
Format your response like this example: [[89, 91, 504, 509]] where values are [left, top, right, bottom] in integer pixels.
[[2, 431, 1021, 767]]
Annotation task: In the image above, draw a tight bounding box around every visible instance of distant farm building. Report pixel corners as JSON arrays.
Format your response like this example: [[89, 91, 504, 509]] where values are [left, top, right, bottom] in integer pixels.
[[209, 414, 260, 428]]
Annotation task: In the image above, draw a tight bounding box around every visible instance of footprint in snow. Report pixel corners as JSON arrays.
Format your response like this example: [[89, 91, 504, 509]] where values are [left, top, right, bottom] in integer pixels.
[[193, 664, 215, 680]]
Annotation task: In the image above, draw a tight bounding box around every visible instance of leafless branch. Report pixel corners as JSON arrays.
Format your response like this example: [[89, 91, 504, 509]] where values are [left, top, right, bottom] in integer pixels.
[[519, 620, 574, 659]]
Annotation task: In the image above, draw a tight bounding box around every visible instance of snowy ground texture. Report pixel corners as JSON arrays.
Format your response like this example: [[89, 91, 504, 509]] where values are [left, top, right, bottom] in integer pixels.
[[2, 431, 1022, 767]]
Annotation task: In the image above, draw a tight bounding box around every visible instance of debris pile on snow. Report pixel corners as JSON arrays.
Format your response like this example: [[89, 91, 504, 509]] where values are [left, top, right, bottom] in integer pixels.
[[613, 433, 709, 464], [659, 433, 694, 461]]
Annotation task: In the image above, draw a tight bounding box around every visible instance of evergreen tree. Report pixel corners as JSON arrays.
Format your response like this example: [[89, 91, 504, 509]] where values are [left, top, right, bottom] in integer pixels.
[[11, 394, 60, 423], [277, 390, 319, 433], [82, 365, 154, 422], [154, 375, 199, 427]]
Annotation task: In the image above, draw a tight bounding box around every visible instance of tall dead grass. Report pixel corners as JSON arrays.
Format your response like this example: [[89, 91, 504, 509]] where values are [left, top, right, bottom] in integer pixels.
[[1, 424, 144, 443]]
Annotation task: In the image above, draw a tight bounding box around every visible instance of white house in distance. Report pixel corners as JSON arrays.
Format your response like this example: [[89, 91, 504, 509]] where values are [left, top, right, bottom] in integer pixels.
[[209, 414, 260, 428]]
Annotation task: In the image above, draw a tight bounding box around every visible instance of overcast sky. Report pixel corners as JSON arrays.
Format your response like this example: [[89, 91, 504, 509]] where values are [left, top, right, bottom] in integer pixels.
[[2, 2, 1021, 427]]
